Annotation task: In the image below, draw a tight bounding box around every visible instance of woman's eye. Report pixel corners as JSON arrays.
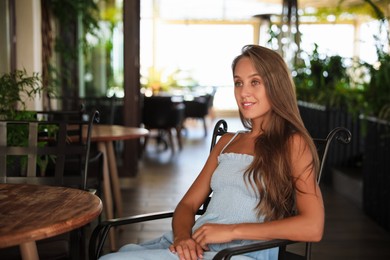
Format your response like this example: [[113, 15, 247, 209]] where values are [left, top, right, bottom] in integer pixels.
[[234, 81, 242, 87], [252, 80, 260, 86]]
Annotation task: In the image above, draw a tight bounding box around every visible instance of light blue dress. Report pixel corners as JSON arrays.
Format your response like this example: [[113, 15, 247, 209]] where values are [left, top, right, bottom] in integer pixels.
[[100, 132, 278, 260]]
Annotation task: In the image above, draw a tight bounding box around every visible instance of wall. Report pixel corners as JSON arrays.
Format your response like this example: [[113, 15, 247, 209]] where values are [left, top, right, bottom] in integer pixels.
[[15, 0, 42, 110]]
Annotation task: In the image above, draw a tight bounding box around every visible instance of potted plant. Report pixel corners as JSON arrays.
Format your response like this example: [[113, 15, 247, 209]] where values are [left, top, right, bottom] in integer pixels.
[[0, 69, 43, 120]]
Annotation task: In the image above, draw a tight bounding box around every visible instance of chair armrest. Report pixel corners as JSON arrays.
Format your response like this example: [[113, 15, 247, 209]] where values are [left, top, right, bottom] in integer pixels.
[[212, 239, 295, 260], [89, 210, 174, 259]]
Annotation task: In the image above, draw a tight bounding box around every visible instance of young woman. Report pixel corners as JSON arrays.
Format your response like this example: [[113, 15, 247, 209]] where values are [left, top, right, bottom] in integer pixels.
[[100, 45, 324, 260]]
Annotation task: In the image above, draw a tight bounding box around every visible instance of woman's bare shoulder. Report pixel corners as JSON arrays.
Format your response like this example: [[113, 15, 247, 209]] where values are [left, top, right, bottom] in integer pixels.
[[211, 132, 238, 153]]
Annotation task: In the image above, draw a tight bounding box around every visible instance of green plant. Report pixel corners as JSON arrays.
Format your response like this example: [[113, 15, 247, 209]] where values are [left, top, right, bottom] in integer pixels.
[[45, 0, 99, 96], [364, 53, 390, 118], [141, 67, 199, 94], [0, 69, 55, 175], [293, 44, 365, 117], [356, 0, 390, 120], [0, 69, 43, 119], [287, 0, 390, 121]]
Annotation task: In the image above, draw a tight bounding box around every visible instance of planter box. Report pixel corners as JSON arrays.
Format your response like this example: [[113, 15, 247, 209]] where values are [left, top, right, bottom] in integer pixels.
[[298, 102, 390, 231], [298, 101, 363, 183], [362, 117, 390, 231]]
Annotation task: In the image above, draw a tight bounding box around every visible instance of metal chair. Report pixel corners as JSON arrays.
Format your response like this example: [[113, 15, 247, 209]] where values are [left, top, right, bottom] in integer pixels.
[[142, 95, 185, 153], [184, 95, 212, 137], [88, 119, 351, 260]]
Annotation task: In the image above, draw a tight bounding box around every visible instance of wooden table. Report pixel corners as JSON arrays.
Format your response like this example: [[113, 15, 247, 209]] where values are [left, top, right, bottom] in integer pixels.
[[89, 124, 148, 250], [0, 183, 102, 260]]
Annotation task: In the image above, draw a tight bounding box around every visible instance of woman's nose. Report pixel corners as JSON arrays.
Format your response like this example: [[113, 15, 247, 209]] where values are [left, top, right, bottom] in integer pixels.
[[240, 83, 252, 97]]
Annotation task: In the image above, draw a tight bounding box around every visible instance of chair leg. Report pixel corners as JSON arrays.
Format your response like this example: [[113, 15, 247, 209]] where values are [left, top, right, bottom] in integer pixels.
[[70, 228, 84, 260], [166, 129, 175, 154], [175, 126, 183, 150], [202, 117, 207, 137], [143, 135, 149, 153]]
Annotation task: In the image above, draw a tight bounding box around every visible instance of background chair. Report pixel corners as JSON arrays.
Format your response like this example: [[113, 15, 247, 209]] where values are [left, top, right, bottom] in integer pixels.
[[48, 95, 124, 125], [142, 95, 185, 153], [0, 110, 101, 260], [88, 120, 351, 260], [183, 87, 216, 137], [184, 95, 212, 137]]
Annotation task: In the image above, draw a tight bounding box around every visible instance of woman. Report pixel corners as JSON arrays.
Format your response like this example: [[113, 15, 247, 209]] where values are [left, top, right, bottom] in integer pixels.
[[100, 45, 324, 260]]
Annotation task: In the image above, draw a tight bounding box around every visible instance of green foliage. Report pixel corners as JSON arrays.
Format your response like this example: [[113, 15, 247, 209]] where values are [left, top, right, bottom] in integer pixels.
[[360, 1, 390, 119], [293, 45, 365, 117], [0, 70, 56, 175], [359, 0, 389, 120], [46, 0, 99, 95], [0, 70, 43, 119], [289, 0, 390, 122], [364, 52, 390, 118]]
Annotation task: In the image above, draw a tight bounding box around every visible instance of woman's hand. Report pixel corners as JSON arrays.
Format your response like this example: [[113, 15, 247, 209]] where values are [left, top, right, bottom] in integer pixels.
[[169, 237, 204, 260], [192, 223, 234, 250]]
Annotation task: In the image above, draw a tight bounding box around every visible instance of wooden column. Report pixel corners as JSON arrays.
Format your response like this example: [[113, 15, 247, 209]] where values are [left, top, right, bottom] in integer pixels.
[[122, 0, 141, 177]]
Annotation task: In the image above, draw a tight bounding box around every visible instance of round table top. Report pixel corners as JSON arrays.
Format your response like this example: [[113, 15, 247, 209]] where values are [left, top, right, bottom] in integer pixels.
[[90, 124, 149, 142], [0, 183, 102, 248]]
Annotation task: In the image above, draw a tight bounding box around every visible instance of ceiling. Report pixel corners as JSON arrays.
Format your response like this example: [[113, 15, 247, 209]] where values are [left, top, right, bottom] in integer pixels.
[[152, 0, 386, 20]]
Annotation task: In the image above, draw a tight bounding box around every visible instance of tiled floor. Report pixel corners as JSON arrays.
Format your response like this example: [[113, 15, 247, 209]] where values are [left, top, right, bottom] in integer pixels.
[[102, 116, 390, 259]]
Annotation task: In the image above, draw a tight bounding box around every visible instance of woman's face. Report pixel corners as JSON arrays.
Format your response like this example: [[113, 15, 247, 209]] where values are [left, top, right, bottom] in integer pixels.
[[233, 57, 271, 123]]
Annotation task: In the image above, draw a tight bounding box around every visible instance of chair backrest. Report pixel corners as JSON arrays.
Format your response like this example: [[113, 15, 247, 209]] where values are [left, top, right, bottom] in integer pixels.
[[142, 95, 185, 129], [210, 119, 229, 152], [313, 127, 352, 183], [49, 95, 123, 125], [208, 120, 352, 260], [184, 96, 210, 118], [0, 110, 99, 190]]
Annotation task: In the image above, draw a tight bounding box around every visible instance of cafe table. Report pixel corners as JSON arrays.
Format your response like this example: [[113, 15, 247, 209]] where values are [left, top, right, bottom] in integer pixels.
[[0, 183, 102, 260], [88, 124, 149, 250]]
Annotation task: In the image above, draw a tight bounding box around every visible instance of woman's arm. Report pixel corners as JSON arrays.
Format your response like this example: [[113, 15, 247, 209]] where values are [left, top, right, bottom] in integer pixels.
[[192, 134, 324, 248], [169, 134, 233, 259]]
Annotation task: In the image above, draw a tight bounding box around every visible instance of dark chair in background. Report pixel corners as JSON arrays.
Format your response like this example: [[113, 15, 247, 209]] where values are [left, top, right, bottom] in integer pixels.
[[82, 96, 123, 125], [0, 110, 101, 260], [183, 87, 216, 137], [184, 95, 212, 137], [48, 95, 124, 125], [142, 95, 185, 154], [88, 120, 351, 260]]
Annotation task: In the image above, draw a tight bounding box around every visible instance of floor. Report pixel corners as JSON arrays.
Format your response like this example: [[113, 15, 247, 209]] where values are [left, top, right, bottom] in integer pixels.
[[100, 116, 390, 260]]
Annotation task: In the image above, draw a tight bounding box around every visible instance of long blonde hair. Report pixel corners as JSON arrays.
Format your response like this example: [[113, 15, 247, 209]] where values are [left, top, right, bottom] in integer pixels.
[[232, 45, 319, 221]]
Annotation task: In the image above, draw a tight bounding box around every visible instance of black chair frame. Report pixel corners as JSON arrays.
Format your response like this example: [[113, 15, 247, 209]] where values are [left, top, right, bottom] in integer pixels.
[[89, 119, 351, 260]]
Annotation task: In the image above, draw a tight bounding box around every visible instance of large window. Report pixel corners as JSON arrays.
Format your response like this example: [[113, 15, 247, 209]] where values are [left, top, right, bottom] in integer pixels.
[[141, 23, 254, 87]]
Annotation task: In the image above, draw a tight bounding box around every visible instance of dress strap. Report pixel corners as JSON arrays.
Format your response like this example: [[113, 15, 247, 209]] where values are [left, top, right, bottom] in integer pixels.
[[220, 131, 245, 154]]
